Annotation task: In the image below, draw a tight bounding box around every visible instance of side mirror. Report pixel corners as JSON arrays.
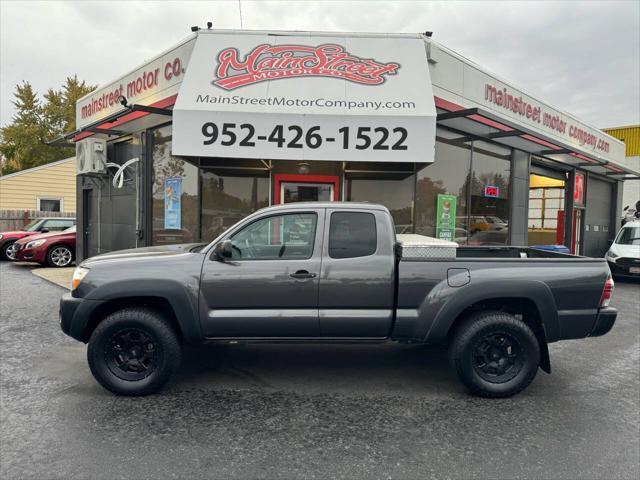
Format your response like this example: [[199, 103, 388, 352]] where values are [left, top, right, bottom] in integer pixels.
[[607, 239, 613, 248], [213, 240, 233, 260], [40, 228, 49, 233]]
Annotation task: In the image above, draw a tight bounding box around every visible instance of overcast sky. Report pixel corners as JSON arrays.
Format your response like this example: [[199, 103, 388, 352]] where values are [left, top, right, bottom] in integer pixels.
[[1, 0, 638, 129]]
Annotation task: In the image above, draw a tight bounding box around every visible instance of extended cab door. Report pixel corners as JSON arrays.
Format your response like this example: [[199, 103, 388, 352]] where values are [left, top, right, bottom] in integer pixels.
[[318, 208, 396, 337], [199, 209, 324, 337]]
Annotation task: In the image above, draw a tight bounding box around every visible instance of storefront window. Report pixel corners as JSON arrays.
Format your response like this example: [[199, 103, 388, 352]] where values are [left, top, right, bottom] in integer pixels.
[[415, 135, 471, 242], [346, 175, 415, 233], [151, 125, 199, 245], [201, 171, 270, 242], [527, 173, 565, 246], [467, 141, 511, 246]]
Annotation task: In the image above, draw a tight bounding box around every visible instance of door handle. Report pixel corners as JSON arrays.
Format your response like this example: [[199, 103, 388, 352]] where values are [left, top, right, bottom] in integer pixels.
[[290, 270, 317, 279]]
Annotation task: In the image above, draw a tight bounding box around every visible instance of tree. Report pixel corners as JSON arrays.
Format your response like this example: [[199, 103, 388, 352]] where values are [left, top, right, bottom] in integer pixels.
[[0, 76, 95, 175]]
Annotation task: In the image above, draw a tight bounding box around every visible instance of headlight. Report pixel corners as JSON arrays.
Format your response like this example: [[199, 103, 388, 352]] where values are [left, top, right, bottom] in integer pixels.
[[71, 267, 89, 290], [0, 234, 3, 240], [25, 239, 46, 249], [607, 250, 618, 259]]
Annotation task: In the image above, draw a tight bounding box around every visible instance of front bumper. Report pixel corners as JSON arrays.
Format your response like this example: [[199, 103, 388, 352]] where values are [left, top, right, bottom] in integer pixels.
[[15, 245, 46, 263], [589, 307, 617, 337], [60, 293, 101, 342], [607, 260, 640, 278]]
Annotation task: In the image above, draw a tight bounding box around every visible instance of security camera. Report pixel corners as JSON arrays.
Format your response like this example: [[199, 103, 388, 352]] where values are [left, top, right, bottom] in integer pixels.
[[117, 96, 128, 107]]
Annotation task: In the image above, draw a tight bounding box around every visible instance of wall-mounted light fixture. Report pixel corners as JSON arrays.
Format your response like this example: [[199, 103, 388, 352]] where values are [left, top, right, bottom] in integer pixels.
[[297, 162, 310, 175]]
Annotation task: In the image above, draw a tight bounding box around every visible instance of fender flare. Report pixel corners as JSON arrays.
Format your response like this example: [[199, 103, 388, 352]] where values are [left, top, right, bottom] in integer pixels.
[[81, 278, 202, 343], [423, 279, 559, 344]]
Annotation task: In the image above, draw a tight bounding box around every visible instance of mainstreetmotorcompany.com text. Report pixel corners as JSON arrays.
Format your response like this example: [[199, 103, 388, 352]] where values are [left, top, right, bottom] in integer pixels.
[[196, 94, 417, 111]]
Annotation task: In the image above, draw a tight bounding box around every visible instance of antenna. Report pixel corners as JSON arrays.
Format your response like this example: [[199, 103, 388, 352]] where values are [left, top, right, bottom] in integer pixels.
[[238, 0, 244, 29]]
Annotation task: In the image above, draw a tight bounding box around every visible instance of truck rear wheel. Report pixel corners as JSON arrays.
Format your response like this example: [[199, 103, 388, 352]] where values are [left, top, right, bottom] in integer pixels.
[[87, 307, 182, 396], [449, 310, 540, 398]]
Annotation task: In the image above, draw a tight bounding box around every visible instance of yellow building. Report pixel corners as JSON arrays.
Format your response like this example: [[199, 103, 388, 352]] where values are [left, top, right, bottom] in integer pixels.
[[0, 157, 76, 212], [603, 125, 640, 212], [603, 125, 640, 157]]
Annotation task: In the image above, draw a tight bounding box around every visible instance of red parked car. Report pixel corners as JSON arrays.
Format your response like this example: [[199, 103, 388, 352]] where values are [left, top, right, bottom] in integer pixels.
[[0, 217, 75, 261], [14, 225, 76, 268]]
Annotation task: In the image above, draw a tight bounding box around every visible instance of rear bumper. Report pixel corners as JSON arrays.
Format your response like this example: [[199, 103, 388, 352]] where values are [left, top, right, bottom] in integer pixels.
[[589, 307, 617, 337]]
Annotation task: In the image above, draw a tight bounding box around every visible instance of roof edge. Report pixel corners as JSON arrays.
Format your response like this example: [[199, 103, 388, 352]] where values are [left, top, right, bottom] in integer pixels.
[[0, 157, 75, 180]]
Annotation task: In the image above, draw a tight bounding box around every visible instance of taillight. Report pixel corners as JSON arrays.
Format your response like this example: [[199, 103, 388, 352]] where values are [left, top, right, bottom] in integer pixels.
[[599, 275, 614, 307]]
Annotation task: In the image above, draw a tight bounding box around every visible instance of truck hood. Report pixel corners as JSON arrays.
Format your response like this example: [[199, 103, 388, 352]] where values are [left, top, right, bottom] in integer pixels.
[[81, 243, 207, 267]]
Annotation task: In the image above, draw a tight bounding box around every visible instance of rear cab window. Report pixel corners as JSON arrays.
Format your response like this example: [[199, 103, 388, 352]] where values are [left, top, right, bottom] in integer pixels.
[[329, 212, 377, 259]]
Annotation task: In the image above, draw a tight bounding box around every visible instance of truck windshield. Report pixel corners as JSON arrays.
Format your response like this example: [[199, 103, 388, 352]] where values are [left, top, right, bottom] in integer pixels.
[[615, 225, 640, 245]]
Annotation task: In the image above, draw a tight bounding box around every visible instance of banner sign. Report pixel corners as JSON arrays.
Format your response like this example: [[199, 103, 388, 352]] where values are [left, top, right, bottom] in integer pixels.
[[76, 38, 195, 129], [164, 177, 182, 230], [573, 172, 585, 207], [173, 32, 437, 163], [455, 63, 625, 164], [435, 194, 457, 241]]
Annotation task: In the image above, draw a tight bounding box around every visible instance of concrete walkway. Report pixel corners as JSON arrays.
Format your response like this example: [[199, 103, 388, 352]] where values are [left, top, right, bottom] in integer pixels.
[[30, 265, 73, 289]]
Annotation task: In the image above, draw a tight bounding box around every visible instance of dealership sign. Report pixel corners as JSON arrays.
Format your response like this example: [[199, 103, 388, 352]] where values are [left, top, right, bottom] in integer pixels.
[[456, 65, 625, 164], [75, 38, 195, 129], [173, 32, 436, 163], [213, 43, 400, 90]]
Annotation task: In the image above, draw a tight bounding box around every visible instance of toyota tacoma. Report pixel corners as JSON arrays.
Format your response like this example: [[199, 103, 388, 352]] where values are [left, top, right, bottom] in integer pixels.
[[60, 202, 617, 397]]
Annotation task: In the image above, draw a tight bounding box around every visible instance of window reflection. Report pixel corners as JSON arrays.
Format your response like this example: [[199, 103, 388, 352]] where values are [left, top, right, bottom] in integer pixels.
[[201, 172, 269, 242], [346, 176, 415, 234], [415, 137, 471, 243], [467, 142, 511, 246], [151, 125, 199, 245]]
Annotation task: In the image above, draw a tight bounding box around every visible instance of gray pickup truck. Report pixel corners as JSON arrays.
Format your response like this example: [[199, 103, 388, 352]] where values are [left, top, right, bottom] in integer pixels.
[[60, 202, 617, 398]]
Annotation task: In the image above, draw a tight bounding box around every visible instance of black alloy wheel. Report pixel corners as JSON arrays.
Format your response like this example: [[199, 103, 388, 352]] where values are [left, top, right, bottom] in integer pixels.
[[471, 332, 524, 383], [88, 307, 182, 396], [106, 328, 158, 381], [449, 310, 540, 398]]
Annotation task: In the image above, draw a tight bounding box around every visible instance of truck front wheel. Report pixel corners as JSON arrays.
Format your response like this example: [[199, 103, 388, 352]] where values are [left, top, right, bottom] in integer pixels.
[[449, 310, 540, 398], [87, 308, 182, 396]]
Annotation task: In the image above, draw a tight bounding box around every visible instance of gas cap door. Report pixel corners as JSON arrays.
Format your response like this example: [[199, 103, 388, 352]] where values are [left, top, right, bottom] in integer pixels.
[[447, 268, 470, 287]]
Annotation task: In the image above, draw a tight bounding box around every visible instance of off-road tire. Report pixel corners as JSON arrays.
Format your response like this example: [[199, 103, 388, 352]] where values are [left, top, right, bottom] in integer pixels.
[[87, 307, 182, 396], [449, 310, 540, 398]]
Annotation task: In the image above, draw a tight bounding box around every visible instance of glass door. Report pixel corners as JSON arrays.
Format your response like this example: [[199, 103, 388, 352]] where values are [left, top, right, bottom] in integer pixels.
[[273, 174, 340, 204], [281, 182, 334, 203]]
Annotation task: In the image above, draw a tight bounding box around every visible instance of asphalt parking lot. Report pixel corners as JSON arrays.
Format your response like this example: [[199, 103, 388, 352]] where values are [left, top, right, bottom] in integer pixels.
[[1, 261, 639, 480]]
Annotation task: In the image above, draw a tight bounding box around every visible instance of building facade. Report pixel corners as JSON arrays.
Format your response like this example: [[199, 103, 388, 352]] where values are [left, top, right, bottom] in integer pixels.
[[66, 30, 639, 261]]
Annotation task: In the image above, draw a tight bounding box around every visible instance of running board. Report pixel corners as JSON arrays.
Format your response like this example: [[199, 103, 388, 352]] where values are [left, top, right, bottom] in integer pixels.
[[203, 336, 390, 345]]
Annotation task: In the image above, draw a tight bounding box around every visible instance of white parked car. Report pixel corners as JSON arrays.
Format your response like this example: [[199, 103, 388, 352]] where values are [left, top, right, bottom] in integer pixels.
[[605, 221, 640, 279]]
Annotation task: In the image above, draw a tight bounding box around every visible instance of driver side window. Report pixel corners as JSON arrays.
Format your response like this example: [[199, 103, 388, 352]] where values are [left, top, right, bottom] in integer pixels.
[[229, 213, 317, 260]]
